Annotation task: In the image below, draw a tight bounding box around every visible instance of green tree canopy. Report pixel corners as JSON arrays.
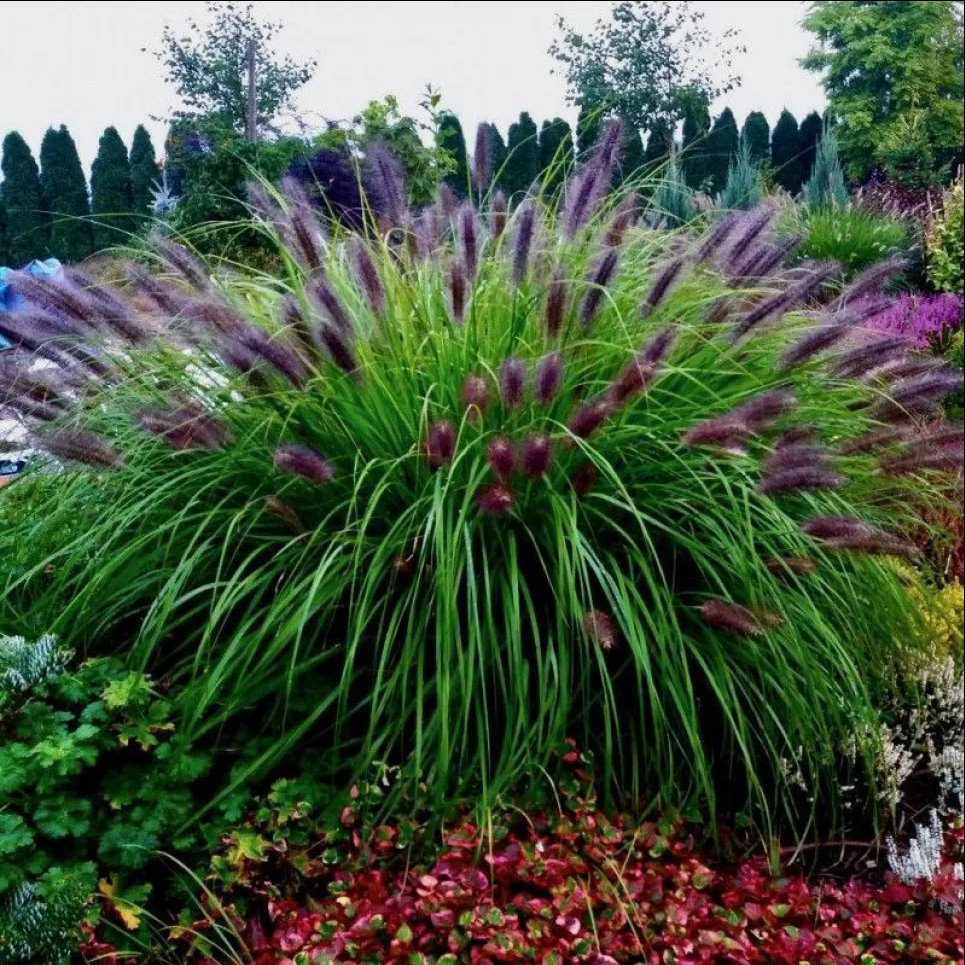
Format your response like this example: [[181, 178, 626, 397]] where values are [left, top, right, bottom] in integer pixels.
[[681, 92, 711, 189], [538, 118, 574, 195], [0, 201, 9, 265], [704, 107, 739, 193], [436, 112, 469, 199], [40, 126, 93, 264], [0, 132, 49, 267], [771, 109, 802, 195], [549, 1, 742, 131], [129, 125, 161, 224], [802, 0, 964, 182], [504, 112, 541, 200], [90, 127, 133, 251], [741, 111, 770, 166], [798, 111, 824, 186], [489, 124, 509, 192], [153, 1, 316, 137]]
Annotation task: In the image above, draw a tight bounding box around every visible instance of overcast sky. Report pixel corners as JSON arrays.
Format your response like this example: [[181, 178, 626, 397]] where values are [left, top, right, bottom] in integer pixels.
[[3, 2, 824, 172]]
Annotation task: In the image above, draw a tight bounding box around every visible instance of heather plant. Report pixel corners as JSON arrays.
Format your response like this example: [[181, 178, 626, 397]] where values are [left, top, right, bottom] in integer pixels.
[[860, 293, 964, 349], [1, 124, 961, 837]]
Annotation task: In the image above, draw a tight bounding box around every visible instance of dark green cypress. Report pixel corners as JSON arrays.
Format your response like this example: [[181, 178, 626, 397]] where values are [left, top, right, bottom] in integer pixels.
[[39, 126, 93, 263], [704, 108, 739, 193], [798, 111, 824, 186], [129, 125, 161, 224], [576, 104, 602, 158], [644, 117, 674, 169], [90, 127, 133, 250], [771, 109, 802, 195], [437, 112, 470, 199], [0, 200, 9, 265], [504, 112, 540, 200], [489, 124, 508, 191], [681, 95, 711, 189], [538, 118, 574, 197], [741, 112, 770, 166], [619, 122, 646, 183], [0, 132, 49, 267]]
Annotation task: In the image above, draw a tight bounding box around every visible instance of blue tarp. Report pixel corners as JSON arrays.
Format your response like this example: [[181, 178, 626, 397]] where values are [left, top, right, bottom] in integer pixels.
[[0, 258, 64, 350]]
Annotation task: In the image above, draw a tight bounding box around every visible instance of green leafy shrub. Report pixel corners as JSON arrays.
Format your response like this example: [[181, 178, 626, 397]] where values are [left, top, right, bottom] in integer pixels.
[[927, 178, 964, 295], [790, 204, 910, 280], [1, 124, 960, 838]]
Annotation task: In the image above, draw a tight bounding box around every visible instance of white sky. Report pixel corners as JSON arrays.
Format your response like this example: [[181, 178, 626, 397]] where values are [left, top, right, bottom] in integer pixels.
[[2, 1, 824, 171]]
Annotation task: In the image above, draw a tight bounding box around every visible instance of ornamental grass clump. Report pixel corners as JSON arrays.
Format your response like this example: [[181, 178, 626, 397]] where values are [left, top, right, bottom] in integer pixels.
[[1, 132, 961, 836]]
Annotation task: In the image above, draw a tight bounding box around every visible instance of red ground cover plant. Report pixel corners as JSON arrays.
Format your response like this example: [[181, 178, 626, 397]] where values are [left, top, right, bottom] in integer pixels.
[[83, 754, 964, 965]]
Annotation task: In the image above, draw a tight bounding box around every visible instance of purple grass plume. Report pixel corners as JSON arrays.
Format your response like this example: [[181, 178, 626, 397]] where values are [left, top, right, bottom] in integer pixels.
[[838, 256, 908, 305], [562, 118, 622, 238], [609, 328, 675, 406], [872, 369, 964, 421], [511, 203, 537, 287], [499, 356, 527, 409], [544, 267, 568, 338], [318, 324, 359, 378], [366, 143, 406, 227], [462, 374, 490, 413], [571, 462, 597, 497], [520, 433, 553, 477], [641, 258, 684, 317], [274, 443, 335, 483], [263, 495, 304, 532], [568, 399, 612, 440], [41, 428, 124, 470], [579, 249, 619, 328], [139, 408, 228, 451], [700, 599, 765, 637], [801, 515, 916, 557], [477, 482, 515, 515], [351, 239, 386, 315], [721, 208, 776, 269], [149, 234, 212, 291], [473, 122, 493, 190], [765, 556, 817, 576], [448, 262, 467, 325], [691, 211, 742, 265], [534, 351, 563, 404], [489, 191, 509, 239], [425, 420, 457, 469], [758, 465, 845, 496], [779, 323, 853, 371], [487, 436, 516, 478], [583, 609, 618, 651], [458, 204, 480, 281], [279, 176, 326, 271], [602, 193, 640, 248], [831, 335, 912, 380], [311, 278, 353, 334]]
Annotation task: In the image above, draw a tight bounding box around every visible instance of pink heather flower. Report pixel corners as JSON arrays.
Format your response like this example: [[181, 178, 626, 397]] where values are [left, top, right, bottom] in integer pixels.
[[462, 374, 490, 412], [477, 483, 514, 514], [487, 436, 516, 478], [426, 420, 456, 469], [534, 351, 563, 404], [499, 357, 527, 409], [583, 610, 618, 651], [857, 293, 964, 349], [273, 443, 335, 483], [520, 433, 552, 477]]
